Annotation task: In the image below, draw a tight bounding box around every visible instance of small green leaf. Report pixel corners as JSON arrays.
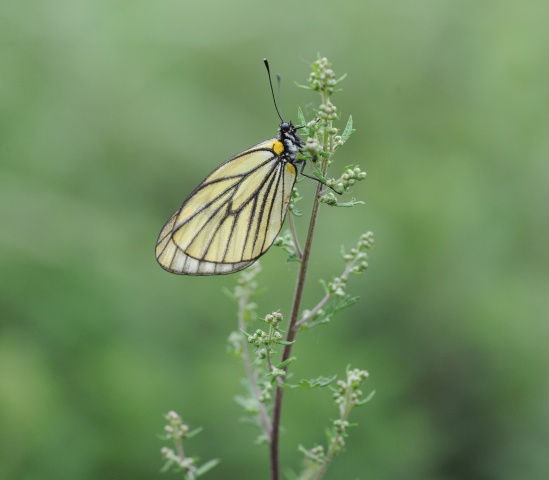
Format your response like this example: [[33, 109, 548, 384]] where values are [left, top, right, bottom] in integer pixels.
[[341, 163, 357, 171], [356, 389, 376, 406], [239, 329, 252, 339], [341, 115, 355, 142], [195, 459, 221, 476], [297, 107, 306, 127], [298, 317, 332, 331], [298, 444, 321, 461], [186, 426, 204, 439], [285, 375, 337, 389], [303, 294, 360, 329], [295, 81, 312, 90], [332, 199, 365, 208], [332, 294, 360, 313], [312, 169, 331, 184], [335, 73, 348, 85], [285, 254, 300, 264], [275, 356, 297, 369], [319, 279, 330, 295], [234, 394, 259, 413]]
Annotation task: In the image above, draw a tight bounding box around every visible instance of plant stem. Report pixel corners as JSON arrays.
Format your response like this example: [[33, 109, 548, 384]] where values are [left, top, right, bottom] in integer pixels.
[[238, 291, 272, 436], [269, 179, 325, 480], [288, 211, 303, 260]]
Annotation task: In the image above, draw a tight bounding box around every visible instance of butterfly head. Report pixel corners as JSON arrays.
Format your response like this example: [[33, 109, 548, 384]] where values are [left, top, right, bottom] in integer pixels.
[[278, 121, 304, 160]]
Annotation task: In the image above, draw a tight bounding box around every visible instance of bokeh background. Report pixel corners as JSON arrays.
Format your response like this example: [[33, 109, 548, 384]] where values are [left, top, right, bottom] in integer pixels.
[[2, 1, 548, 479]]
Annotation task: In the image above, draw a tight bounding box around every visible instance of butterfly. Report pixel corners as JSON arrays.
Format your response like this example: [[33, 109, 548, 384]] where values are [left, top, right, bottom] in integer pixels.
[[155, 60, 310, 275]]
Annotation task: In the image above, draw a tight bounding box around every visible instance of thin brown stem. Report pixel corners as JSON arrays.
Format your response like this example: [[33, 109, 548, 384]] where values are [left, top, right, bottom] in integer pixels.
[[269, 179, 325, 480]]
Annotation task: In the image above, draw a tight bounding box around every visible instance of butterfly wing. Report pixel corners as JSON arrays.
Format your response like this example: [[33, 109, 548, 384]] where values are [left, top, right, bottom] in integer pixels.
[[156, 139, 297, 275]]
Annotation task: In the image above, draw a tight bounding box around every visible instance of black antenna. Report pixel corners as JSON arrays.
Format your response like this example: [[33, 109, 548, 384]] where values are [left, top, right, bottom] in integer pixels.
[[276, 73, 283, 119], [263, 59, 284, 123]]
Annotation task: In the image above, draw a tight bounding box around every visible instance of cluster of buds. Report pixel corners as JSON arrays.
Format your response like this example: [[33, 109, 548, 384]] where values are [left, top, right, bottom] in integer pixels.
[[308, 56, 338, 95], [248, 330, 267, 344], [333, 368, 370, 415], [264, 311, 283, 328], [341, 166, 367, 189], [160, 411, 198, 476], [325, 232, 374, 299], [304, 136, 322, 157], [329, 419, 350, 451], [258, 380, 273, 403], [273, 230, 298, 261], [328, 276, 347, 297], [300, 444, 327, 465], [343, 231, 374, 275], [288, 186, 303, 215], [160, 447, 196, 473], [325, 165, 367, 194], [318, 100, 338, 121], [164, 410, 189, 441], [246, 312, 285, 360]]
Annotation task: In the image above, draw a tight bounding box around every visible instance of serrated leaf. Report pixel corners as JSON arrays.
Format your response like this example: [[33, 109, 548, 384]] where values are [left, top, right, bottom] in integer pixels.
[[299, 316, 332, 331], [304, 294, 360, 329], [234, 395, 259, 413], [285, 375, 337, 389], [285, 255, 300, 264], [333, 294, 360, 312], [341, 115, 355, 142], [297, 107, 306, 127]]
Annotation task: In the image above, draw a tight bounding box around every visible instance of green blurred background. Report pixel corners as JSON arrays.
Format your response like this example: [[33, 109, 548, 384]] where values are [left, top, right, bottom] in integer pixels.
[[2, 0, 548, 479]]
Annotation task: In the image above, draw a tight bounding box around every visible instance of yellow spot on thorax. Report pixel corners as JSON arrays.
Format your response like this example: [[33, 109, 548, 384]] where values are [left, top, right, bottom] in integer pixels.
[[272, 141, 284, 155]]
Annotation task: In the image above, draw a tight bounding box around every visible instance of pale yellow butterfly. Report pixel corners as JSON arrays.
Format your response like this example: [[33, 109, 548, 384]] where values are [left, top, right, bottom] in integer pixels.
[[156, 61, 307, 275]]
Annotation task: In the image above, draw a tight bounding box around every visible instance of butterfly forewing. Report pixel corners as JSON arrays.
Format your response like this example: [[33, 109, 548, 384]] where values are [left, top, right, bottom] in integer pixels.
[[156, 139, 297, 275]]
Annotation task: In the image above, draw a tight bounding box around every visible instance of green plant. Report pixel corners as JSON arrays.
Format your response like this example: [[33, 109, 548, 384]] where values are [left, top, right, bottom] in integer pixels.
[[160, 56, 373, 480]]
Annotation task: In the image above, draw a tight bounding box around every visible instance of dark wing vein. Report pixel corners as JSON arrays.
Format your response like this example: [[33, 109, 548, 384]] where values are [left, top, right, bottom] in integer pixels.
[[251, 162, 283, 255], [182, 156, 281, 262], [202, 160, 287, 263], [169, 153, 277, 237]]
